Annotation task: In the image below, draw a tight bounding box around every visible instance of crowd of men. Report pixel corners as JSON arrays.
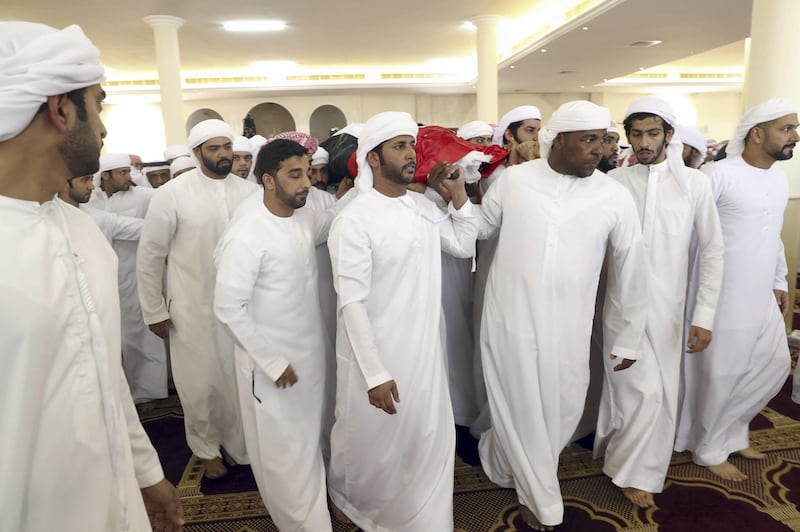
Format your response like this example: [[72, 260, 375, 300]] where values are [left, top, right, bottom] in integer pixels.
[[3, 20, 800, 532]]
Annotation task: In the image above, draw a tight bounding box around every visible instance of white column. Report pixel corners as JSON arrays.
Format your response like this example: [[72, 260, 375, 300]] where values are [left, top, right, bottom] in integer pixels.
[[470, 15, 500, 124], [143, 15, 186, 146]]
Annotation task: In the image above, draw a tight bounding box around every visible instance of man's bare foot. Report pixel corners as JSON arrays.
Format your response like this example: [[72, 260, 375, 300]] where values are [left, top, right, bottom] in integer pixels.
[[738, 447, 766, 460], [519, 504, 555, 531], [202, 457, 227, 479], [706, 461, 748, 481], [329, 498, 352, 524], [622, 487, 655, 508]]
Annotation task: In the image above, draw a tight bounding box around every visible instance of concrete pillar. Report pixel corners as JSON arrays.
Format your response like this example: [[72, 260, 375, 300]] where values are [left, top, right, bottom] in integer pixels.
[[470, 15, 501, 124]]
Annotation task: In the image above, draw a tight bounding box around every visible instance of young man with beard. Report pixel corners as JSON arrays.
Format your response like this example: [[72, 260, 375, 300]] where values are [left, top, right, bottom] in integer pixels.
[[676, 98, 799, 482], [477, 101, 647, 531], [58, 174, 143, 243], [88, 153, 168, 407], [326, 111, 478, 531], [232, 136, 254, 179], [598, 121, 621, 173], [215, 139, 339, 531], [593, 97, 724, 509], [0, 21, 182, 531], [137, 118, 257, 480]]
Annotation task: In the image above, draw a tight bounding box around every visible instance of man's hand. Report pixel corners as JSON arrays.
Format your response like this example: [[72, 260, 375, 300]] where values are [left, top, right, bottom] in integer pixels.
[[368, 380, 400, 414], [687, 325, 712, 353], [275, 364, 298, 388], [508, 140, 539, 166], [141, 478, 184, 532], [610, 354, 636, 372], [149, 319, 174, 339], [775, 289, 790, 316]]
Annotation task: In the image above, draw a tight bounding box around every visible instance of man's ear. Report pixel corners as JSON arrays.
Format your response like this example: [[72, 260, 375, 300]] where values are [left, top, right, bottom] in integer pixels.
[[366, 150, 380, 169], [262, 173, 274, 189], [665, 128, 674, 145], [503, 129, 515, 145], [45, 94, 72, 134]]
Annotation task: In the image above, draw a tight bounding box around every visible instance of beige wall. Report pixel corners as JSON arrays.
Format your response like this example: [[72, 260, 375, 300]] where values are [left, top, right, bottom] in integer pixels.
[[784, 197, 800, 332]]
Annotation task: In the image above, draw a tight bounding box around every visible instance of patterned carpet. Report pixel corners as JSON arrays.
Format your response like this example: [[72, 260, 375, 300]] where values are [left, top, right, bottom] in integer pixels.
[[141, 358, 800, 531]]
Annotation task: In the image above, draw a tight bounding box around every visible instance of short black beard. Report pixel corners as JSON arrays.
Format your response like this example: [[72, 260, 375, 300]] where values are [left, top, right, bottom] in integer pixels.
[[202, 154, 231, 177], [383, 162, 416, 186], [597, 157, 615, 173], [769, 146, 795, 161]]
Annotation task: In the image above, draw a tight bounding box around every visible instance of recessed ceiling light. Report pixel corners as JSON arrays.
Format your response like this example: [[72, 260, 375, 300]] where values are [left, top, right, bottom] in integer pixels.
[[461, 21, 477, 30], [540, 48, 547, 53], [639, 67, 644, 70], [223, 20, 286, 32], [510, 65, 516, 69], [581, 85, 585, 88], [582, 26, 589, 30], [629, 40, 662, 47]]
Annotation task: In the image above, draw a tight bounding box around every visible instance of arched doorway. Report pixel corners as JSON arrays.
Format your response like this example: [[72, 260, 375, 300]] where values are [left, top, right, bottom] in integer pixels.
[[186, 108, 224, 134], [247, 103, 296, 137], [310, 105, 347, 142]]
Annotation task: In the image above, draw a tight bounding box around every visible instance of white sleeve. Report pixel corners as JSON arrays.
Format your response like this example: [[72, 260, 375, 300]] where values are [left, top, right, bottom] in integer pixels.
[[136, 190, 176, 325], [120, 372, 165, 488], [689, 176, 724, 329], [606, 193, 648, 360], [439, 200, 478, 259], [92, 209, 143, 242], [214, 238, 290, 381], [775, 238, 789, 291], [328, 216, 392, 389], [477, 171, 503, 240]]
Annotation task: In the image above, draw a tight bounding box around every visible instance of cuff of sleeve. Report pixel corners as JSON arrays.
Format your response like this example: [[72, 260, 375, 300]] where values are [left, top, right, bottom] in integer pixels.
[[774, 280, 789, 292], [365, 371, 394, 391], [449, 199, 474, 217], [260, 356, 292, 382], [136, 462, 166, 489], [143, 311, 170, 326], [690, 304, 716, 331], [609, 345, 640, 361]]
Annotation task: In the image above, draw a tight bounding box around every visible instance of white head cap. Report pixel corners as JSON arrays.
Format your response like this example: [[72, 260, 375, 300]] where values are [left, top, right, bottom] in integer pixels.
[[187, 119, 234, 150], [492, 105, 542, 146], [607, 120, 620, 135], [726, 98, 798, 157], [0, 22, 105, 142], [457, 120, 493, 141], [311, 147, 330, 166], [538, 101, 611, 159], [334, 123, 365, 138], [356, 112, 418, 193], [169, 156, 195, 176], [163, 144, 190, 160], [98, 153, 132, 173], [233, 135, 252, 153], [676, 125, 707, 167]]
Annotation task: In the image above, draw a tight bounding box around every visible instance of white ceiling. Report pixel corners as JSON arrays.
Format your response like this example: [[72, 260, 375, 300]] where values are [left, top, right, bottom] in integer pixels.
[[3, 0, 754, 95]]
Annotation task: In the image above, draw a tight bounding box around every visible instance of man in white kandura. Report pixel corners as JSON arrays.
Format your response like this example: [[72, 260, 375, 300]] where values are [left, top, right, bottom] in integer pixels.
[[676, 98, 799, 481], [215, 139, 339, 531], [137, 118, 257, 479], [326, 111, 478, 531], [88, 153, 168, 405], [593, 97, 724, 508], [478, 101, 647, 531], [0, 21, 182, 531]]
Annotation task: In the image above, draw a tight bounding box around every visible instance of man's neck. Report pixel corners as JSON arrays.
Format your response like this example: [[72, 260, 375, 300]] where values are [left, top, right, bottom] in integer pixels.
[[57, 191, 79, 208], [100, 182, 115, 198], [742, 147, 775, 170], [200, 167, 227, 180], [263, 194, 293, 218], [373, 176, 407, 198]]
